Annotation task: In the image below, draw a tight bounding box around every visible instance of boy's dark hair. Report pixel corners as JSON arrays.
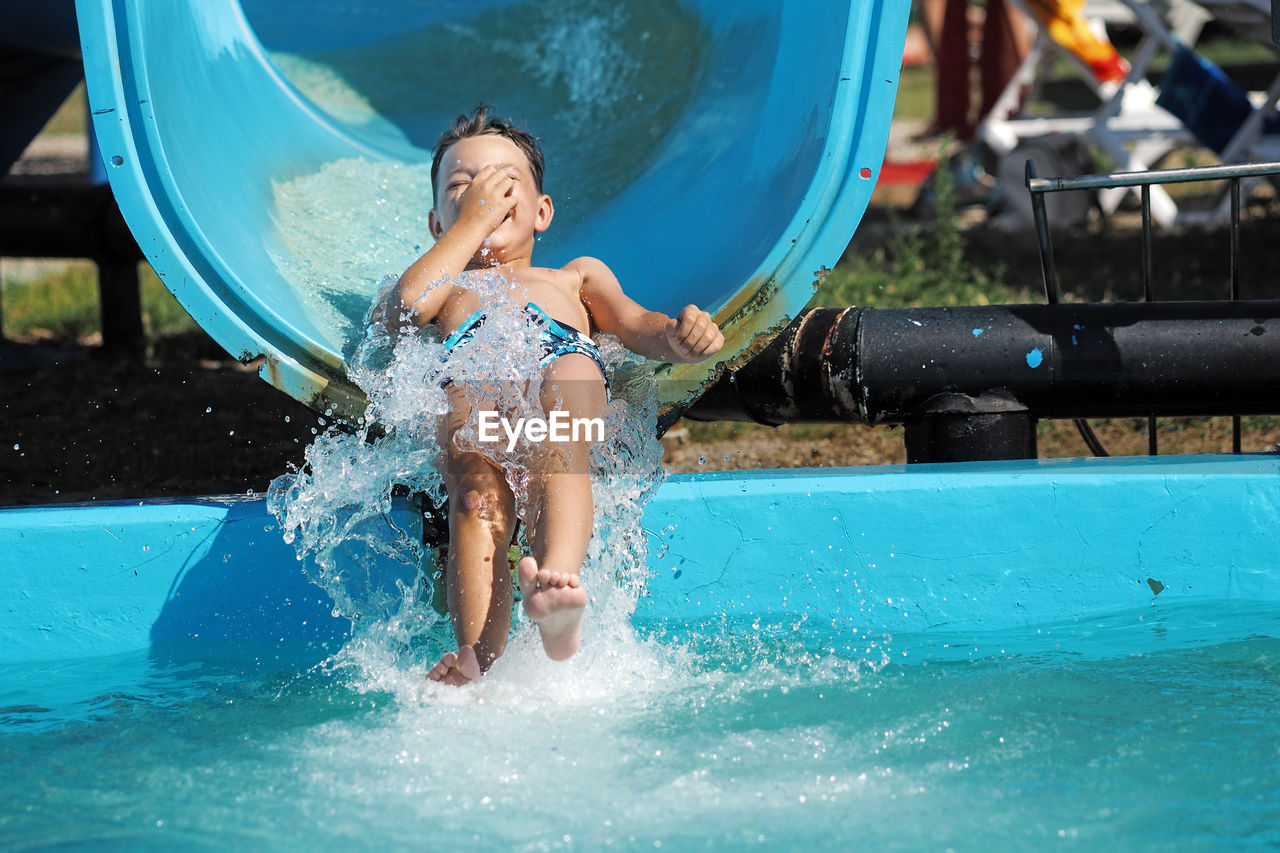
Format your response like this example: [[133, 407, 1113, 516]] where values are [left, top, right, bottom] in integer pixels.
[[431, 104, 545, 195]]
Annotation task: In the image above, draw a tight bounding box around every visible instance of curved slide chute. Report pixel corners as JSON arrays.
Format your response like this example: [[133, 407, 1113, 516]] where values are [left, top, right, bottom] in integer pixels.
[[75, 0, 907, 420]]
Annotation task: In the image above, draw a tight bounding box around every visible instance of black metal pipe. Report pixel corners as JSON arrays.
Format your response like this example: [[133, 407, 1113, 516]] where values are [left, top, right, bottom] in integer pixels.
[[686, 301, 1280, 425], [904, 412, 1038, 463]]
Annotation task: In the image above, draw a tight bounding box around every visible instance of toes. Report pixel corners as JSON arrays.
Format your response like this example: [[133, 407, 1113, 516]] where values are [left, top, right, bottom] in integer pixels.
[[521, 559, 584, 594], [440, 667, 471, 687], [426, 662, 449, 682], [537, 569, 580, 588], [552, 571, 581, 588], [518, 556, 539, 587]]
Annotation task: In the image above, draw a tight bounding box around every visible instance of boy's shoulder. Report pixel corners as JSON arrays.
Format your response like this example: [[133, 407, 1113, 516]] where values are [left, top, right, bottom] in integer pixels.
[[561, 256, 618, 289], [514, 261, 599, 300]]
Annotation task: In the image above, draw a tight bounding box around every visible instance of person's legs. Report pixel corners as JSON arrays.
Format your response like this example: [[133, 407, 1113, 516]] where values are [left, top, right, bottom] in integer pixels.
[[978, 0, 1030, 122], [519, 355, 605, 660], [934, 0, 973, 138], [918, 0, 947, 58], [427, 397, 518, 685]]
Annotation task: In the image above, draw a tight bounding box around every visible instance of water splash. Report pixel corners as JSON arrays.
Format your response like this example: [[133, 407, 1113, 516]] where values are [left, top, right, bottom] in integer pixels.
[[268, 268, 667, 688]]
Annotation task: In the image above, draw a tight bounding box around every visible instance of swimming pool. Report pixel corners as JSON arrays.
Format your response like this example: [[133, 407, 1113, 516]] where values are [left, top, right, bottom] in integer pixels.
[[3, 457, 1279, 848], [2, 605, 1276, 850]]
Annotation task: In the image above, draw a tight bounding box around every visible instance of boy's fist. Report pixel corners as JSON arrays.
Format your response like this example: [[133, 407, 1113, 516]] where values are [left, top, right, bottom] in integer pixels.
[[665, 305, 724, 362]]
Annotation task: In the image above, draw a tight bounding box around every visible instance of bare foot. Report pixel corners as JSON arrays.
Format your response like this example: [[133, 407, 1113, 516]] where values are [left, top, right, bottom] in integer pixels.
[[518, 556, 587, 661], [426, 644, 482, 686]]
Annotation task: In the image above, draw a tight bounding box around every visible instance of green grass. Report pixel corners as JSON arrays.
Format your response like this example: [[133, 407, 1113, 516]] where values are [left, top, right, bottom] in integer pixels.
[[1, 262, 100, 339], [40, 84, 87, 136], [894, 65, 934, 123], [816, 145, 1029, 309], [1, 262, 198, 341], [138, 266, 201, 337], [817, 213, 1023, 309]]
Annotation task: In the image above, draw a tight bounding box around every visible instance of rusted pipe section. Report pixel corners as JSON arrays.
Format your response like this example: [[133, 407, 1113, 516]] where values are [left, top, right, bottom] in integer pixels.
[[685, 300, 1280, 425], [688, 308, 857, 425]]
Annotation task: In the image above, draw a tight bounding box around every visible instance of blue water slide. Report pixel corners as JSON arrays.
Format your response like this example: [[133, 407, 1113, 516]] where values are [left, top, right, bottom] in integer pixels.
[[73, 0, 908, 418]]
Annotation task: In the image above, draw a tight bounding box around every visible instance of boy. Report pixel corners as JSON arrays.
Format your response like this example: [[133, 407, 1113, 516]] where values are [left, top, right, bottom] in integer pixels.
[[384, 105, 724, 685]]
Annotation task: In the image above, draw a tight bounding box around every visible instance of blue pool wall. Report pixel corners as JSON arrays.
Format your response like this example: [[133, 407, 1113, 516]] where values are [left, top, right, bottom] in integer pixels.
[[4, 454, 1279, 665]]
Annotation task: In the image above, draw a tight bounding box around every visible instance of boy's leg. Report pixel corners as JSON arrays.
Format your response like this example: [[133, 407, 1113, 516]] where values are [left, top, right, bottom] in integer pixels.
[[520, 356, 605, 661], [427, 405, 518, 685]]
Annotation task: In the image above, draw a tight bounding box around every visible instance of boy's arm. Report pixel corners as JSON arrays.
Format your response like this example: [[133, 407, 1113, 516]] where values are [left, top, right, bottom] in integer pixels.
[[391, 165, 517, 326], [573, 257, 724, 363]]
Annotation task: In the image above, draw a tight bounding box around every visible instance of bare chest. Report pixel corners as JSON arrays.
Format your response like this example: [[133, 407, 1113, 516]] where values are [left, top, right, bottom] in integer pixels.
[[437, 268, 590, 335]]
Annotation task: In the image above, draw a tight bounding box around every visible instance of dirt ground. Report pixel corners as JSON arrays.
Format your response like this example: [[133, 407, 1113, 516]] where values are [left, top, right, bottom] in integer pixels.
[[5, 198, 1280, 506], [1, 332, 320, 504]]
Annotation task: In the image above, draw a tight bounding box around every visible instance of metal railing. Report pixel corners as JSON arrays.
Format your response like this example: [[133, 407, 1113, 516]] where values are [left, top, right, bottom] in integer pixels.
[[1025, 159, 1280, 455]]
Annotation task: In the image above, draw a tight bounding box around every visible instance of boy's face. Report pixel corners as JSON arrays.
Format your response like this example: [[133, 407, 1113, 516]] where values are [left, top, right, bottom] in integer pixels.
[[430, 134, 553, 264]]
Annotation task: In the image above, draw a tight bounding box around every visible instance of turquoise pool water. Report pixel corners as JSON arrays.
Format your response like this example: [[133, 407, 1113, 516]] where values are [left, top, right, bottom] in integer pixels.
[[4, 603, 1277, 850]]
